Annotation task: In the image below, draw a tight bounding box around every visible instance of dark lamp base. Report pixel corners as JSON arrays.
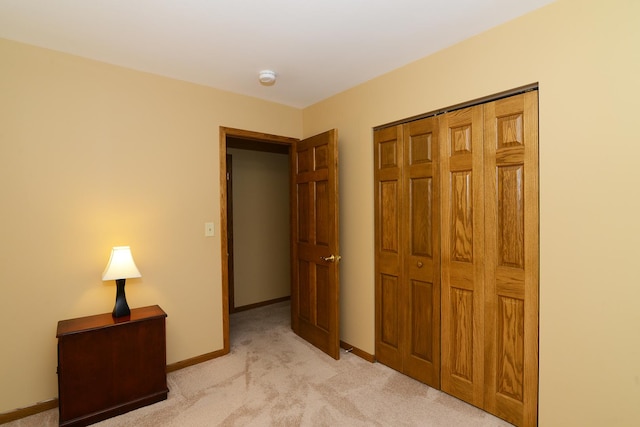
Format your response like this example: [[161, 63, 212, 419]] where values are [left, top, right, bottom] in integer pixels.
[[112, 278, 131, 318]]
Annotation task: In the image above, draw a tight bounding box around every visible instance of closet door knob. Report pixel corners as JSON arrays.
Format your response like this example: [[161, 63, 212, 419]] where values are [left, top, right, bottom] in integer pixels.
[[417, 261, 423, 268]]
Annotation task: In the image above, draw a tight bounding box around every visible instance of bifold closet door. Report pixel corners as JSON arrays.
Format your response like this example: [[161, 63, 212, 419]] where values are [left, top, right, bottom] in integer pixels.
[[440, 106, 485, 407], [483, 92, 538, 426], [440, 93, 538, 426], [375, 125, 404, 371], [374, 117, 441, 389], [375, 91, 538, 427], [401, 117, 440, 387]]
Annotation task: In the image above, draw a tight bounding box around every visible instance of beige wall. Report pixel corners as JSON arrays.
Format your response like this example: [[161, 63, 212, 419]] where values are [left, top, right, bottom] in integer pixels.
[[0, 38, 301, 412], [302, 0, 640, 425], [227, 148, 290, 307]]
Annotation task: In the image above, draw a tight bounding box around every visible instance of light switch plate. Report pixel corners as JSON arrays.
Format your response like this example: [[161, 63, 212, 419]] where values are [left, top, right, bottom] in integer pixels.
[[205, 222, 214, 237]]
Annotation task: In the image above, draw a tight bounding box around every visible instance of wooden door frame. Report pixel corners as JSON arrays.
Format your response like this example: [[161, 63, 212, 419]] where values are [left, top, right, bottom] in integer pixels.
[[219, 127, 298, 354], [226, 153, 235, 314]]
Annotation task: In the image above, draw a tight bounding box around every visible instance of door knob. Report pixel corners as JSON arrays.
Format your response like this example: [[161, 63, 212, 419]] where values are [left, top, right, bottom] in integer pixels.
[[320, 254, 341, 262], [417, 261, 423, 268]]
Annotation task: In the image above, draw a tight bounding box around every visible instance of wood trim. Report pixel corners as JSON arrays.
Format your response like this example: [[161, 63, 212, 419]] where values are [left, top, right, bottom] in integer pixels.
[[166, 349, 228, 373], [219, 126, 298, 359], [1, 349, 229, 424], [0, 399, 58, 424], [219, 127, 231, 355], [227, 137, 290, 154], [340, 341, 375, 363], [226, 153, 235, 313], [220, 127, 298, 146], [2, 339, 363, 424], [233, 296, 291, 313]]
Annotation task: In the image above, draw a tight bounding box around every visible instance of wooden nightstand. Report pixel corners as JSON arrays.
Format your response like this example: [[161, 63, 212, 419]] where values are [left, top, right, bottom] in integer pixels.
[[56, 305, 168, 427]]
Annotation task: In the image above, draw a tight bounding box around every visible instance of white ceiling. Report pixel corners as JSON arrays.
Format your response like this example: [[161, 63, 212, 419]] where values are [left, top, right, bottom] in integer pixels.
[[0, 0, 554, 108]]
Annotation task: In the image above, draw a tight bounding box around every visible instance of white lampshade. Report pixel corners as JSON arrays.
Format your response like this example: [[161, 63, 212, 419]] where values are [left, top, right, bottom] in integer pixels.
[[102, 246, 142, 281]]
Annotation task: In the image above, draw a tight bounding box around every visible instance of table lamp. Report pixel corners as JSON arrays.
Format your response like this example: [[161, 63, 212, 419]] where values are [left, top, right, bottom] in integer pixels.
[[102, 246, 141, 318]]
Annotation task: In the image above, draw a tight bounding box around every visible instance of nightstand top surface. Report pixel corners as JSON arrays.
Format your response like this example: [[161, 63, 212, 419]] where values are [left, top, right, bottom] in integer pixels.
[[56, 305, 167, 337]]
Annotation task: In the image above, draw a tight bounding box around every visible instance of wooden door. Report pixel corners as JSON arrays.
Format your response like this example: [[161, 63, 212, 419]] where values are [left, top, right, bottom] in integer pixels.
[[374, 117, 441, 389], [374, 125, 404, 371], [291, 129, 341, 359], [374, 91, 538, 427], [440, 93, 539, 426], [440, 106, 485, 407], [402, 117, 441, 388], [483, 92, 538, 426]]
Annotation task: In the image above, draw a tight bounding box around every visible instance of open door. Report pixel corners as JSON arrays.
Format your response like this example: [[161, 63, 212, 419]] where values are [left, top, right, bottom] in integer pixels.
[[290, 129, 341, 359]]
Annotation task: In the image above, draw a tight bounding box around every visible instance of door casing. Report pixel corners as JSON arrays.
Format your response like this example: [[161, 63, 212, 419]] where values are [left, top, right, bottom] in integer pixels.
[[219, 127, 298, 354], [219, 127, 341, 360]]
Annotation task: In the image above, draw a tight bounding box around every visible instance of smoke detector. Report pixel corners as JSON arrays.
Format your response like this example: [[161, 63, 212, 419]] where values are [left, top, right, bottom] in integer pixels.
[[258, 70, 277, 86]]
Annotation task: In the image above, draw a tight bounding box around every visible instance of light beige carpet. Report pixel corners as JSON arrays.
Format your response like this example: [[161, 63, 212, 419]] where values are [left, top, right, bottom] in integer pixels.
[[7, 301, 512, 426]]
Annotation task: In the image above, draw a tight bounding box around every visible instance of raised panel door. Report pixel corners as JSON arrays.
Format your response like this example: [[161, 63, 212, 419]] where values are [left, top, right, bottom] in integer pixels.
[[402, 117, 441, 388], [373, 91, 538, 427], [374, 125, 404, 371], [440, 106, 485, 407], [483, 92, 539, 426], [291, 130, 341, 359]]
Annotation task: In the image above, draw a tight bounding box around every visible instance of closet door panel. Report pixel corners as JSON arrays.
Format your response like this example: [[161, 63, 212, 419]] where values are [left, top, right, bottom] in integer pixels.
[[375, 125, 404, 371], [380, 274, 400, 348], [484, 92, 538, 427], [403, 117, 440, 388], [440, 106, 485, 407], [374, 91, 538, 427]]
